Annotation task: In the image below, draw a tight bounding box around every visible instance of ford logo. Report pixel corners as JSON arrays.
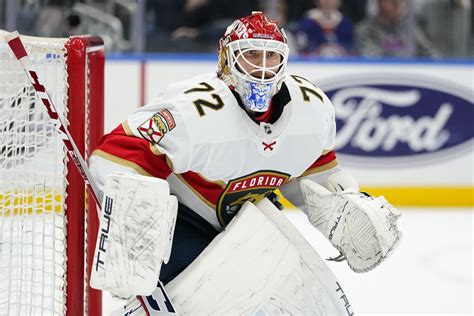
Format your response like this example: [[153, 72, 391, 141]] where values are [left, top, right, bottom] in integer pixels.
[[320, 75, 473, 166]]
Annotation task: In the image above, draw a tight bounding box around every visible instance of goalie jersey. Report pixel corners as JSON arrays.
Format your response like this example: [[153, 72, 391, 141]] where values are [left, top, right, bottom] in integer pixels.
[[89, 72, 338, 230]]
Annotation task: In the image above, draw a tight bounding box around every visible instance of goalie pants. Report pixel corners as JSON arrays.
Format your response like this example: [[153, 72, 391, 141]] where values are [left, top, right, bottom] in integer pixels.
[[159, 203, 219, 284]]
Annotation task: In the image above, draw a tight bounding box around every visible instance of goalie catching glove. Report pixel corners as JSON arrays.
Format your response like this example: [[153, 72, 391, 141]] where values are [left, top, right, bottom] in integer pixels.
[[90, 172, 178, 298], [300, 178, 402, 273]]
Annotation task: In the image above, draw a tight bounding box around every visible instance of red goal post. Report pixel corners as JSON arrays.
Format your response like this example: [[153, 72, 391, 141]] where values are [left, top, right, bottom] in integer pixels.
[[0, 31, 104, 315]]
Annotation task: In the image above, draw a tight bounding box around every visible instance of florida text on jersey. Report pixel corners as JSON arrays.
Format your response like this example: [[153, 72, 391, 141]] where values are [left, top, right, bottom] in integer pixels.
[[89, 73, 339, 230]]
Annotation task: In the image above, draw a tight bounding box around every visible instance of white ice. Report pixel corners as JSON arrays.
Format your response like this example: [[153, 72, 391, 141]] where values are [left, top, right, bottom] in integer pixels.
[[103, 208, 473, 316]]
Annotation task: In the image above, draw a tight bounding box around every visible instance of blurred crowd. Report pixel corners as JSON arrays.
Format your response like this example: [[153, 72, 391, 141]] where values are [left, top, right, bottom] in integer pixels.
[[1, 0, 472, 58]]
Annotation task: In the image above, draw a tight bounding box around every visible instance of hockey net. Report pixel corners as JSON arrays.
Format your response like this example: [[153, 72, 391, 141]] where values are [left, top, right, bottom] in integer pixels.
[[0, 31, 104, 315]]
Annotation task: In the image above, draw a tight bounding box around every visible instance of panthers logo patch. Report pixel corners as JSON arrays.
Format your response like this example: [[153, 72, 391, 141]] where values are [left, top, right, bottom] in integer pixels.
[[137, 110, 175, 144], [217, 170, 290, 226]]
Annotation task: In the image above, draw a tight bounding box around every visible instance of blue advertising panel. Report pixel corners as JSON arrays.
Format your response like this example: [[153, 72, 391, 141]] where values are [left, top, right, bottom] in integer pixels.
[[320, 74, 473, 167]]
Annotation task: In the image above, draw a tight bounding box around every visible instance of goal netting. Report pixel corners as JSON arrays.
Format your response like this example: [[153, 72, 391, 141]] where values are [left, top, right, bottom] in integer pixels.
[[0, 31, 104, 315]]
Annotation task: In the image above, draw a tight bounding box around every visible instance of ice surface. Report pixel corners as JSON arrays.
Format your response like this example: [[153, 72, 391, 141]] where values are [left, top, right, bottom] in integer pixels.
[[103, 208, 473, 315]]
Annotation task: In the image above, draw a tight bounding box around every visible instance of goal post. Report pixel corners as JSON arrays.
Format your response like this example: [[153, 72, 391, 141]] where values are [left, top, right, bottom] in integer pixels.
[[0, 31, 104, 315]]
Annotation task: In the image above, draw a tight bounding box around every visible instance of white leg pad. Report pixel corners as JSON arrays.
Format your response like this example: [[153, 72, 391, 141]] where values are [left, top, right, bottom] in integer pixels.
[[256, 198, 354, 315], [165, 201, 300, 315], [126, 198, 355, 315]]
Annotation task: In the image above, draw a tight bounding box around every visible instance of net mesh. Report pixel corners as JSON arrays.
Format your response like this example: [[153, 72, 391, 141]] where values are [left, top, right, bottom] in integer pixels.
[[0, 34, 69, 315]]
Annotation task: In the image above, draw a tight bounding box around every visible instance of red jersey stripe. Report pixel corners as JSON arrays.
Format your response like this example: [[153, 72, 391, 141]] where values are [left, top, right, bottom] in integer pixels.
[[176, 172, 226, 208], [93, 124, 172, 179], [300, 150, 338, 177], [311, 150, 336, 167]]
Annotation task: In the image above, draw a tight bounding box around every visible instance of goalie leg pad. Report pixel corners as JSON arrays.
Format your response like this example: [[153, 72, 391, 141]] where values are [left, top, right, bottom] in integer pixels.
[[141, 198, 354, 315], [256, 198, 355, 315], [121, 198, 355, 315], [164, 201, 300, 315], [300, 179, 402, 273], [159, 203, 220, 284], [90, 172, 178, 298]]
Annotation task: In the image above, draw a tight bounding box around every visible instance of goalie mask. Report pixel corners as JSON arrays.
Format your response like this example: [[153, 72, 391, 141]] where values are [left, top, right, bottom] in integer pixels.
[[217, 12, 289, 112]]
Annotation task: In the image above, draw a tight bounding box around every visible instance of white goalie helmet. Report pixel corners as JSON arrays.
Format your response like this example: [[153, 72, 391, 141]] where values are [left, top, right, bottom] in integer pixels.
[[217, 12, 289, 112]]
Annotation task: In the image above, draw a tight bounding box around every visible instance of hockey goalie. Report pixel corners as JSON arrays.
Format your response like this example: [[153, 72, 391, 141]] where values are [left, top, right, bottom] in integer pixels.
[[88, 12, 402, 315]]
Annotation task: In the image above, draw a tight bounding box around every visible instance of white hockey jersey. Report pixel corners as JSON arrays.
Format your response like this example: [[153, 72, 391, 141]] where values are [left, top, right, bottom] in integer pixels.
[[89, 72, 339, 230]]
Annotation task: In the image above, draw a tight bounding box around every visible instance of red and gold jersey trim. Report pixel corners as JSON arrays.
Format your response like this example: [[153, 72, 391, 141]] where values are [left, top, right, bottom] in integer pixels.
[[175, 172, 226, 209], [149, 143, 163, 156], [300, 150, 338, 178], [91, 149, 152, 176], [92, 124, 172, 179], [122, 120, 134, 136]]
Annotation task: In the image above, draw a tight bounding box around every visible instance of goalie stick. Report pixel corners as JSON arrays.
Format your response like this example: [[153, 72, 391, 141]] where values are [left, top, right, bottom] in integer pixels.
[[4, 31, 178, 315], [5, 31, 102, 206]]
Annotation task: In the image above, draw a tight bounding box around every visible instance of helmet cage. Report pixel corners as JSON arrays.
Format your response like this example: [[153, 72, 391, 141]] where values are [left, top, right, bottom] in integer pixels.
[[228, 39, 288, 84], [226, 39, 289, 112]]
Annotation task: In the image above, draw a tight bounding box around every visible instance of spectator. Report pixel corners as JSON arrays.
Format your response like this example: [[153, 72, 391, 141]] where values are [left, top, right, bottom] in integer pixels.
[[146, 0, 188, 52], [148, 0, 186, 36], [340, 0, 368, 24], [149, 0, 258, 52], [295, 0, 355, 56], [260, 0, 299, 56], [284, 0, 314, 23], [36, 0, 67, 37], [418, 0, 472, 58], [355, 0, 439, 58]]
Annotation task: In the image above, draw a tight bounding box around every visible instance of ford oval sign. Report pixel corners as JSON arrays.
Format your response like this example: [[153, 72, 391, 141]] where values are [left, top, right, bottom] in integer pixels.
[[320, 75, 473, 166]]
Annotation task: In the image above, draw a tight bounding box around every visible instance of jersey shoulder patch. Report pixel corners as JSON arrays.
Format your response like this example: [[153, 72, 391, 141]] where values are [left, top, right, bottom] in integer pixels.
[[136, 109, 176, 144]]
